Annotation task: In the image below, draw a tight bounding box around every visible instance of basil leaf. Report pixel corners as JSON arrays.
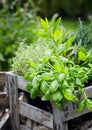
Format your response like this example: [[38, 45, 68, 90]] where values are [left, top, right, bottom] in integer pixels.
[[30, 88, 36, 99], [52, 91, 63, 102], [40, 81, 48, 94], [86, 99, 92, 111], [77, 100, 86, 113], [41, 90, 50, 101], [58, 73, 66, 83], [49, 80, 59, 93], [63, 89, 78, 102]]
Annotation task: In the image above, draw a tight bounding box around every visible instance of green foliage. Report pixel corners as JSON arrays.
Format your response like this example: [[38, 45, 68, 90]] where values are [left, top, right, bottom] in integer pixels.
[[76, 21, 92, 50], [12, 40, 51, 75], [0, 8, 38, 70], [12, 18, 92, 112]]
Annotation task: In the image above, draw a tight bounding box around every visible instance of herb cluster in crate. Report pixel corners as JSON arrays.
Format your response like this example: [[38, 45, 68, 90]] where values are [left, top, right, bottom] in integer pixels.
[[12, 18, 92, 112]]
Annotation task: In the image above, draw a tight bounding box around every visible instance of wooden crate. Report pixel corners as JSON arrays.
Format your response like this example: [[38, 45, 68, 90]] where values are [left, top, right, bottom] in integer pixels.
[[1, 72, 92, 130], [0, 73, 9, 130]]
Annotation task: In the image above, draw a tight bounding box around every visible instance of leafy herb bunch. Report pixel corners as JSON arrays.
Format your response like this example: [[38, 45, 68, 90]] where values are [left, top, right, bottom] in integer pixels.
[[14, 18, 92, 112]]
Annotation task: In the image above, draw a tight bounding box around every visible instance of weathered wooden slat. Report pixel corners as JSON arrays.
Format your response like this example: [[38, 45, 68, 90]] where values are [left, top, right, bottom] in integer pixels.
[[63, 86, 92, 122], [0, 92, 7, 97], [0, 112, 9, 129], [19, 100, 53, 129], [87, 127, 92, 130], [6, 74, 21, 130], [52, 102, 68, 130], [0, 110, 5, 120], [0, 93, 8, 107], [0, 73, 6, 89], [21, 125, 32, 130], [17, 75, 28, 92]]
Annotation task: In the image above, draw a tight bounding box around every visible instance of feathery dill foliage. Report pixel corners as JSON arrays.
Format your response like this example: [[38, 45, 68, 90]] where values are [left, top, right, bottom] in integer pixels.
[[12, 39, 51, 76], [76, 21, 92, 49]]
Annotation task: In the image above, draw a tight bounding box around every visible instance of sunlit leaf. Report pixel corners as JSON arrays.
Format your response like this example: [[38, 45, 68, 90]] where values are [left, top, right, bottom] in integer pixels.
[[49, 80, 59, 93], [40, 18, 48, 31], [64, 35, 76, 53], [77, 100, 86, 113], [78, 50, 87, 61], [53, 17, 61, 33], [86, 99, 92, 111], [52, 91, 63, 102]]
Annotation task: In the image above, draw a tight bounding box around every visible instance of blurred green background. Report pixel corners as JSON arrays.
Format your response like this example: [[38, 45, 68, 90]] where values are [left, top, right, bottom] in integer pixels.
[[0, 0, 92, 71]]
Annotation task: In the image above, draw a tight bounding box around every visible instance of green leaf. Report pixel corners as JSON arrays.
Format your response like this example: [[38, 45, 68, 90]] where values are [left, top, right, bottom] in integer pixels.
[[29, 61, 37, 68], [53, 17, 61, 33], [30, 88, 36, 99], [43, 56, 49, 63], [78, 87, 83, 96], [52, 91, 63, 102], [26, 83, 32, 91], [41, 90, 50, 101], [62, 80, 69, 88], [76, 78, 83, 87], [86, 99, 92, 111], [64, 35, 76, 53], [31, 77, 39, 91], [40, 18, 48, 31], [58, 73, 66, 83], [52, 30, 63, 39], [54, 62, 62, 73], [78, 50, 87, 61], [42, 72, 53, 81], [40, 81, 48, 94], [63, 89, 78, 102], [77, 100, 86, 113], [49, 80, 59, 93], [37, 31, 49, 38]]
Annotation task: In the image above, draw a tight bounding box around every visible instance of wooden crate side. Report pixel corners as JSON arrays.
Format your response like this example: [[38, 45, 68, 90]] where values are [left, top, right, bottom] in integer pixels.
[[0, 92, 8, 108], [52, 102, 68, 130], [63, 86, 92, 122], [0, 112, 9, 129], [17, 75, 92, 122], [0, 73, 6, 88], [21, 125, 32, 130], [19, 100, 53, 129], [87, 127, 92, 130], [6, 74, 21, 130]]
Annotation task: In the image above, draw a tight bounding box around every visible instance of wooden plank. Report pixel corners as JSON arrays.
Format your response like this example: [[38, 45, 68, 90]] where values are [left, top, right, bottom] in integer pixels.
[[0, 92, 7, 97], [52, 102, 68, 130], [0, 112, 9, 129], [63, 86, 92, 122], [19, 100, 53, 129], [87, 127, 92, 130], [21, 125, 32, 130], [0, 90, 8, 108], [17, 75, 28, 92], [6, 74, 21, 130], [0, 72, 6, 90], [0, 110, 5, 120]]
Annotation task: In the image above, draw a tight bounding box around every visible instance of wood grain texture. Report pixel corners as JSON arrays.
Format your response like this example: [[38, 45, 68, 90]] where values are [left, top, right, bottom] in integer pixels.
[[21, 125, 32, 130], [0, 73, 6, 88], [19, 100, 53, 129], [6, 74, 21, 130], [52, 102, 68, 130], [0, 112, 9, 129], [63, 86, 92, 122]]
